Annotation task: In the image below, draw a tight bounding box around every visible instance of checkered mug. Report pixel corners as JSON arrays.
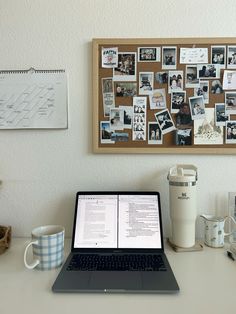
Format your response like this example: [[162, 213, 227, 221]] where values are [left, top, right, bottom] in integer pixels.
[[24, 225, 65, 270]]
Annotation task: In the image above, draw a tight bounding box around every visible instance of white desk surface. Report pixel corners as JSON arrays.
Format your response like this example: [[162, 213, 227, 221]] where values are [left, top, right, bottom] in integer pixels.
[[0, 238, 235, 314]]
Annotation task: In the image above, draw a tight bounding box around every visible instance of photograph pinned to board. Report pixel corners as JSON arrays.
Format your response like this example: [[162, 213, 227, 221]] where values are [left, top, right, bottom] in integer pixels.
[[225, 92, 236, 114], [175, 103, 193, 128], [189, 95, 206, 120], [222, 70, 236, 90], [171, 91, 186, 113], [119, 106, 133, 129], [113, 52, 136, 81], [226, 121, 236, 143], [132, 96, 147, 141], [155, 109, 175, 135], [110, 108, 124, 130], [111, 132, 129, 142], [194, 108, 223, 145], [211, 80, 223, 94], [137, 47, 160, 62], [139, 72, 154, 95], [175, 128, 192, 146], [185, 65, 199, 88], [149, 89, 166, 110], [0, 68, 68, 129], [100, 121, 114, 144], [148, 122, 162, 145], [155, 71, 168, 84], [197, 64, 220, 79], [114, 82, 137, 97], [102, 77, 114, 93], [194, 81, 209, 104], [102, 78, 115, 117], [162, 46, 177, 70], [211, 45, 226, 69], [168, 70, 183, 93], [215, 103, 229, 126], [179, 47, 208, 64], [102, 47, 118, 68], [227, 46, 236, 69]]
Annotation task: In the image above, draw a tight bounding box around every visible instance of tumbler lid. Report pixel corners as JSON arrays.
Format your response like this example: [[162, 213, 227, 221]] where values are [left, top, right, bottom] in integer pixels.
[[167, 164, 198, 183]]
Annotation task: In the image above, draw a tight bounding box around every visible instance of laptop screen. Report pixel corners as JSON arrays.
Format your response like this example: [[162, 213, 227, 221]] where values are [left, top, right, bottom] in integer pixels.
[[73, 192, 163, 249]]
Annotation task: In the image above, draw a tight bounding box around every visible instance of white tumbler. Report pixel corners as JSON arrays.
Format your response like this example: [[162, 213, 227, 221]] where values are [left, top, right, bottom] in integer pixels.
[[167, 164, 198, 248]]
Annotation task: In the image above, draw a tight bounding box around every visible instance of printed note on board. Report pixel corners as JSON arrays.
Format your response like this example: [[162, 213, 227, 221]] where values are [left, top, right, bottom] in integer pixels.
[[0, 69, 68, 129]]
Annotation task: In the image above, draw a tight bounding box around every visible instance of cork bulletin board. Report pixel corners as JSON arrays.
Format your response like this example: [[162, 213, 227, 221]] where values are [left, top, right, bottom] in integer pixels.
[[93, 38, 236, 154]]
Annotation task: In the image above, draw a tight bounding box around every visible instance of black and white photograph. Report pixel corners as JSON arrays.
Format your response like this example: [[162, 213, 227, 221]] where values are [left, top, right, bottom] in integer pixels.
[[171, 91, 186, 113], [189, 96, 206, 120], [113, 52, 136, 81], [226, 121, 236, 143], [175, 128, 192, 146], [194, 108, 223, 145], [114, 82, 137, 97], [102, 77, 114, 93], [138, 47, 160, 62], [155, 109, 175, 135], [175, 103, 193, 127], [211, 80, 223, 94], [139, 72, 154, 94], [103, 93, 115, 117], [185, 65, 199, 88], [194, 81, 209, 104], [132, 97, 147, 141], [148, 122, 162, 144], [168, 70, 183, 93], [111, 132, 129, 142], [225, 92, 236, 114], [149, 89, 166, 109], [215, 103, 228, 126], [120, 106, 133, 129], [100, 121, 114, 144], [227, 46, 236, 69], [110, 108, 124, 130], [155, 72, 168, 84], [162, 46, 177, 69], [211, 45, 226, 69], [197, 64, 220, 79]]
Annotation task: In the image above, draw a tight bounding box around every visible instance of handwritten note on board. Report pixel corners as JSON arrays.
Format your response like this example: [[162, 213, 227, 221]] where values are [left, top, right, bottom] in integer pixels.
[[0, 70, 68, 129]]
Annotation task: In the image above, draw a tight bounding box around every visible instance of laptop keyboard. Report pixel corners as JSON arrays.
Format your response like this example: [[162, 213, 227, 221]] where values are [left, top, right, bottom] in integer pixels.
[[66, 254, 167, 271]]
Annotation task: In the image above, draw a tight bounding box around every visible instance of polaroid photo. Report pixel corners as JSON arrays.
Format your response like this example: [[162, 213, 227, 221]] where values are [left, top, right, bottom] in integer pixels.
[[175, 103, 193, 127], [102, 47, 118, 68], [171, 91, 186, 113], [132, 97, 147, 141], [139, 72, 154, 95], [100, 121, 114, 144], [211, 80, 223, 94], [194, 81, 209, 104], [155, 109, 175, 135], [114, 82, 137, 97], [226, 121, 236, 144], [155, 72, 168, 84], [148, 122, 162, 144], [194, 108, 223, 145], [149, 89, 166, 110], [180, 47, 208, 64], [211, 45, 226, 69], [223, 70, 236, 90], [227, 46, 236, 69], [138, 47, 160, 62], [119, 106, 133, 129], [225, 92, 236, 114], [175, 128, 192, 146], [111, 132, 129, 142], [215, 103, 228, 126], [185, 65, 199, 88], [197, 64, 220, 79], [110, 108, 124, 130], [168, 70, 183, 93], [103, 93, 115, 117], [162, 46, 177, 69], [189, 96, 206, 120], [102, 77, 114, 93], [113, 52, 136, 81]]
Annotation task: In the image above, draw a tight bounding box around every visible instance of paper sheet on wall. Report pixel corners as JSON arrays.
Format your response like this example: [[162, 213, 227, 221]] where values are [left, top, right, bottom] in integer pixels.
[[180, 48, 208, 64], [0, 70, 68, 129]]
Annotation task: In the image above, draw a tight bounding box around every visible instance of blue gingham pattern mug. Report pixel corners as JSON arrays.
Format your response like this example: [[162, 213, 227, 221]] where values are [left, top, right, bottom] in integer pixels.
[[24, 225, 65, 270]]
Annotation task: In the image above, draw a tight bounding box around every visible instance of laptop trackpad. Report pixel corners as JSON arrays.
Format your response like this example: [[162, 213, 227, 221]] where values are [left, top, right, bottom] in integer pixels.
[[90, 272, 142, 291]]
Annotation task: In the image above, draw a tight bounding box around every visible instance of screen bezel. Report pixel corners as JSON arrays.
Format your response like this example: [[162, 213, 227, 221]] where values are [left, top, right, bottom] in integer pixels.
[[71, 191, 164, 253]]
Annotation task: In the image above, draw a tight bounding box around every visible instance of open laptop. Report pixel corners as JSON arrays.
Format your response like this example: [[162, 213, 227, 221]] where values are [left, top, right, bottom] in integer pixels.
[[52, 191, 179, 293]]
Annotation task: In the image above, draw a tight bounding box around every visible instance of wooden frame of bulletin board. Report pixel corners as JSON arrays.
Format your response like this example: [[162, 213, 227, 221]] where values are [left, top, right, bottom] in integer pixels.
[[93, 38, 236, 154]]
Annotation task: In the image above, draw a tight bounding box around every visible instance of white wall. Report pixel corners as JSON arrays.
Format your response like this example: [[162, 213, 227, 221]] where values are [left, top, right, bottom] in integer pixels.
[[1, 0, 236, 237]]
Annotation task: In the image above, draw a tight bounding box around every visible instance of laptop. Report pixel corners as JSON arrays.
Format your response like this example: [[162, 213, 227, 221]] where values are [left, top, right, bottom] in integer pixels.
[[52, 191, 179, 293]]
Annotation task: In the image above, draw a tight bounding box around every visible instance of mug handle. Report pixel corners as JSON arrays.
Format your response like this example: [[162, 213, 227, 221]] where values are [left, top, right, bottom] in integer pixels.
[[224, 216, 236, 237], [24, 240, 40, 269]]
